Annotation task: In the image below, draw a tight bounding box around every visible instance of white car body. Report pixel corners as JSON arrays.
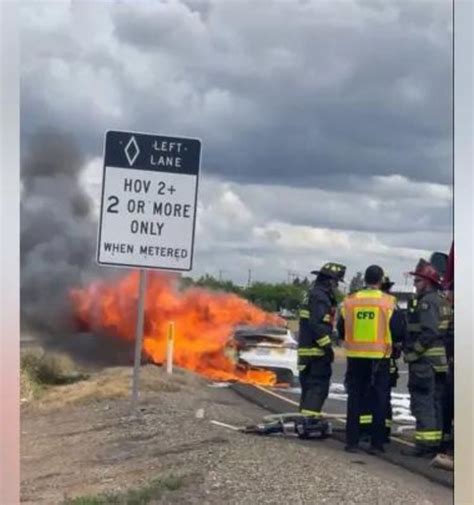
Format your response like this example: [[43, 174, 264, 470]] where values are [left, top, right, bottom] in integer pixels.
[[233, 326, 299, 384]]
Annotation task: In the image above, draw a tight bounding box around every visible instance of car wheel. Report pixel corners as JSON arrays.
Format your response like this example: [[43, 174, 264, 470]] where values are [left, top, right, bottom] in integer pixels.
[[276, 370, 294, 385]]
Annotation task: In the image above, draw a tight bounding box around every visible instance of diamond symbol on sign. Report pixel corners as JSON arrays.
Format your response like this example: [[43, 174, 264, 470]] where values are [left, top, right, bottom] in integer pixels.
[[124, 136, 140, 166]]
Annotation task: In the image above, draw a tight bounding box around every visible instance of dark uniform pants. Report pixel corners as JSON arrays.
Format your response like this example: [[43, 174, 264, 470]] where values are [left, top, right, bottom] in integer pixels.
[[383, 360, 398, 440], [385, 388, 393, 440], [442, 360, 454, 445], [408, 360, 446, 448], [345, 358, 390, 448], [359, 392, 373, 437], [359, 384, 393, 441], [299, 355, 331, 416]]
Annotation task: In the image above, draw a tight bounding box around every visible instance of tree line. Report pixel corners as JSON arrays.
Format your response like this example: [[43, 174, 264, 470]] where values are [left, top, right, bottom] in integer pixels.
[[179, 273, 359, 314]]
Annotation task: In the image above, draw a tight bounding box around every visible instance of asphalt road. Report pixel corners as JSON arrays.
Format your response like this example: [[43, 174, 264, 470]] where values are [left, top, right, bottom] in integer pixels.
[[232, 382, 454, 490], [277, 358, 413, 429], [330, 359, 410, 393]]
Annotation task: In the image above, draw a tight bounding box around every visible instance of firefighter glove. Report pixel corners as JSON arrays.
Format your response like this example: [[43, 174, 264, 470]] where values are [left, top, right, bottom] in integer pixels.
[[326, 346, 334, 363], [403, 351, 420, 363]]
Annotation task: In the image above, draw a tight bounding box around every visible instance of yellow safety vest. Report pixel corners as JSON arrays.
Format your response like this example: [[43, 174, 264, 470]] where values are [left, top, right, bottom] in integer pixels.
[[342, 289, 395, 359]]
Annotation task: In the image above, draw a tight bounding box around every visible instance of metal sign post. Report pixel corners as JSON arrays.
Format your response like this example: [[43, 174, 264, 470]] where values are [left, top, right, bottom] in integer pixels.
[[97, 130, 201, 413], [131, 269, 147, 412]]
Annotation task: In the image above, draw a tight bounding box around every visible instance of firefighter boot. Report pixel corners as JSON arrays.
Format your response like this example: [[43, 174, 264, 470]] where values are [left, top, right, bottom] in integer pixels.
[[296, 417, 331, 439], [402, 445, 439, 458]]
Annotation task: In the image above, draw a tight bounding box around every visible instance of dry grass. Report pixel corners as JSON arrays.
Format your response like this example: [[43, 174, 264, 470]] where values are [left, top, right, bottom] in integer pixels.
[[20, 344, 205, 410], [27, 365, 198, 410], [20, 368, 41, 402], [21, 350, 88, 402], [62, 474, 187, 505], [21, 350, 79, 382]]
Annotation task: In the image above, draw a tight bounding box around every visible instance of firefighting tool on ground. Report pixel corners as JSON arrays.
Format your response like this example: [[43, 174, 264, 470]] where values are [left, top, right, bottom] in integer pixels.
[[242, 412, 332, 439], [429, 453, 454, 472]]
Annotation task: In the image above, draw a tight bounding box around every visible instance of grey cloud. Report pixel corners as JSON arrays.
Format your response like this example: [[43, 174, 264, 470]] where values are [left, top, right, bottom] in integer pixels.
[[181, 0, 213, 22], [377, 230, 452, 253], [191, 175, 450, 285], [192, 241, 428, 287], [103, 0, 452, 188], [20, 0, 453, 290], [22, 1, 452, 189], [197, 176, 451, 237]]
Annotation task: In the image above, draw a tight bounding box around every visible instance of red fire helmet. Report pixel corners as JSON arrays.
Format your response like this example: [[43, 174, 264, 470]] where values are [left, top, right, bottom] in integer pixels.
[[409, 259, 442, 286]]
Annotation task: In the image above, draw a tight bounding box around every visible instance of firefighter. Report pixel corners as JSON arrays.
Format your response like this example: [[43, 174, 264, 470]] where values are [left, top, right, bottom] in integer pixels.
[[441, 288, 454, 453], [381, 276, 406, 442], [402, 259, 450, 458], [357, 275, 406, 443], [338, 265, 405, 454], [440, 245, 455, 454], [298, 262, 346, 424]]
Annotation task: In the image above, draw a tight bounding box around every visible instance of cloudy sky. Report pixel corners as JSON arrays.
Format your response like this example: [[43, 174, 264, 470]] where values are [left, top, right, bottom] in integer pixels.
[[20, 0, 453, 287]]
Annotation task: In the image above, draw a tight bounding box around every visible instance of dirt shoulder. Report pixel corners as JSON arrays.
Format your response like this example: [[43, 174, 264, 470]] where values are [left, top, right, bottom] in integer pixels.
[[21, 365, 451, 505]]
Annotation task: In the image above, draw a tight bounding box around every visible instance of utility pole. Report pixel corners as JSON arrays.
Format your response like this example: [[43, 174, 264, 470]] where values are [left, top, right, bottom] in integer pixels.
[[247, 269, 252, 287], [287, 270, 299, 284], [218, 269, 227, 282]]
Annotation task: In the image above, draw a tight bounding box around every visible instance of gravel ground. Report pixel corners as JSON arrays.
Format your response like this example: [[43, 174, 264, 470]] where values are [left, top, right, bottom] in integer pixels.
[[21, 365, 453, 505]]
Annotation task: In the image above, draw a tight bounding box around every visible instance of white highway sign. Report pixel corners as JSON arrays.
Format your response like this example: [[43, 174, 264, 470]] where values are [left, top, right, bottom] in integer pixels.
[[97, 130, 201, 271]]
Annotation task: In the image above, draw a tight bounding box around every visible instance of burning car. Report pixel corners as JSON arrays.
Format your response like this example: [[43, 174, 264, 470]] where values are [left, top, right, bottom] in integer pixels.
[[72, 271, 284, 386], [230, 325, 299, 385]]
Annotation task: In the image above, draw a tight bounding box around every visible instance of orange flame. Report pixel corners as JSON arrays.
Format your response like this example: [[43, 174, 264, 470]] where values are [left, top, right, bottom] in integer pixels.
[[70, 271, 285, 385]]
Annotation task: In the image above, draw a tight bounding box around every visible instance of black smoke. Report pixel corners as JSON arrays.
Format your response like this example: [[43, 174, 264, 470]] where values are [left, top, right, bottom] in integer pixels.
[[20, 128, 132, 365]]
